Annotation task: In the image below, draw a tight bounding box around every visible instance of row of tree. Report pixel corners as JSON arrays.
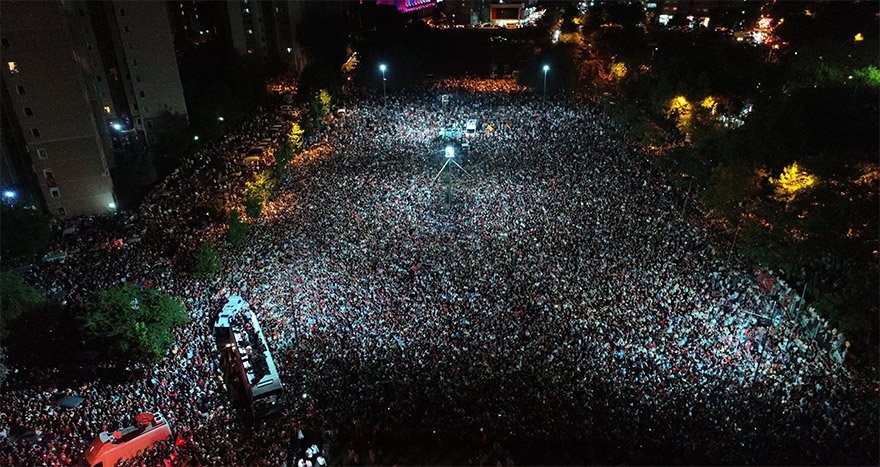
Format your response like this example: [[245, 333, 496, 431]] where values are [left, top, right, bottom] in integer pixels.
[[192, 90, 331, 280]]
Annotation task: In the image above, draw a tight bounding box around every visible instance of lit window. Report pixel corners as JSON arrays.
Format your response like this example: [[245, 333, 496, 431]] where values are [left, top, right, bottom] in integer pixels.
[[7, 61, 18, 73], [104, 105, 111, 113]]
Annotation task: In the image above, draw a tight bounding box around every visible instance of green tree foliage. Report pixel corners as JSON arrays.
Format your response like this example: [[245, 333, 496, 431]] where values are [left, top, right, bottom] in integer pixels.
[[273, 142, 293, 181], [0, 270, 76, 366], [289, 122, 305, 152], [0, 206, 51, 261], [227, 208, 248, 245], [243, 193, 262, 219], [242, 171, 275, 219], [0, 270, 47, 341], [192, 242, 221, 279], [317, 89, 332, 117], [79, 285, 187, 363]]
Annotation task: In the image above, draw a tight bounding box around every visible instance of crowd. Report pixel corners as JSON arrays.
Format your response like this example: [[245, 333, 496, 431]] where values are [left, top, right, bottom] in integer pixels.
[[430, 78, 528, 93], [1, 85, 877, 466]]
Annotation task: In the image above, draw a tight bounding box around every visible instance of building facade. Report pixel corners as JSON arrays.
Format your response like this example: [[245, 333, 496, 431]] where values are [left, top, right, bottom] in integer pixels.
[[1, 0, 116, 217], [0, 0, 190, 217], [226, 0, 306, 73]]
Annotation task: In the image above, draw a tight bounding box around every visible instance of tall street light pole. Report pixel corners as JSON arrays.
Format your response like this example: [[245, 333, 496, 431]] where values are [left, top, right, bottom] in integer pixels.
[[542, 64, 550, 98], [379, 63, 387, 99]]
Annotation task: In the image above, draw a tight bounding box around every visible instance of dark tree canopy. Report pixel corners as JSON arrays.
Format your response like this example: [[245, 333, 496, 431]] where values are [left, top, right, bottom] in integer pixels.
[[0, 206, 51, 261], [79, 285, 187, 363]]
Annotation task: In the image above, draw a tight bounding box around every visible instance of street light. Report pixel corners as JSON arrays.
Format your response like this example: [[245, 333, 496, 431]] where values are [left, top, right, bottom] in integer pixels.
[[542, 64, 550, 98], [445, 146, 455, 159], [193, 135, 200, 141], [379, 63, 387, 98], [111, 122, 123, 131], [3, 190, 16, 200], [217, 116, 225, 122]]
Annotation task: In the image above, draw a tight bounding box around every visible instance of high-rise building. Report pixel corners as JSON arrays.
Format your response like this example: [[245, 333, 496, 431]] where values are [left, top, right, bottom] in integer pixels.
[[95, 1, 190, 143], [226, 0, 306, 73], [1, 0, 116, 217], [0, 0, 190, 217]]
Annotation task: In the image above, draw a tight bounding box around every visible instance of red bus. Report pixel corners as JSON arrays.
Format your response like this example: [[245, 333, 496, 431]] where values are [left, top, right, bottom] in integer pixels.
[[84, 412, 171, 467]]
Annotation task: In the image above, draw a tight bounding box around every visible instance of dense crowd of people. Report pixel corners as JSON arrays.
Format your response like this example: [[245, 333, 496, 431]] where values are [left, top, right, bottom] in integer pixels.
[[1, 84, 877, 466]]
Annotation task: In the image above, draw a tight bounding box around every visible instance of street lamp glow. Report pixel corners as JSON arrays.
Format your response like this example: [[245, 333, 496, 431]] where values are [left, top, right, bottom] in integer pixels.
[[217, 116, 225, 122], [193, 135, 200, 141], [108, 202, 117, 210], [3, 190, 16, 199], [379, 64, 387, 98], [542, 64, 550, 97], [111, 122, 123, 131], [445, 146, 455, 158]]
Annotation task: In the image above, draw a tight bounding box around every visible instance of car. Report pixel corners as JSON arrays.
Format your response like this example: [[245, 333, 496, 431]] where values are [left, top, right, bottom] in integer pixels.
[[465, 119, 478, 137], [84, 412, 171, 467]]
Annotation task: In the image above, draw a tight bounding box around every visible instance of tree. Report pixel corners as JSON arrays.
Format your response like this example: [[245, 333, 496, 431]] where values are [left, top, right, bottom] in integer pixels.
[[273, 141, 293, 181], [289, 122, 305, 152], [242, 171, 275, 219], [0, 206, 51, 261], [227, 208, 248, 245], [0, 270, 47, 341], [244, 193, 264, 219], [192, 242, 221, 279], [317, 89, 332, 117], [79, 285, 187, 363], [0, 270, 78, 366]]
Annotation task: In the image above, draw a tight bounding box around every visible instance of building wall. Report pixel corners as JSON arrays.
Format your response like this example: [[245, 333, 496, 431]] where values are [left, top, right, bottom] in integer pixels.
[[112, 0, 189, 134], [227, 0, 270, 58], [268, 0, 306, 72], [0, 0, 115, 217]]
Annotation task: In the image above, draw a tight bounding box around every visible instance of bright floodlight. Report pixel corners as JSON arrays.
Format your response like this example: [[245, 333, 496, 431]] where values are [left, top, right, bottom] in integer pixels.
[[108, 202, 117, 209], [111, 122, 123, 131], [3, 190, 16, 199], [543, 64, 550, 72], [379, 63, 387, 72], [445, 146, 455, 158]]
